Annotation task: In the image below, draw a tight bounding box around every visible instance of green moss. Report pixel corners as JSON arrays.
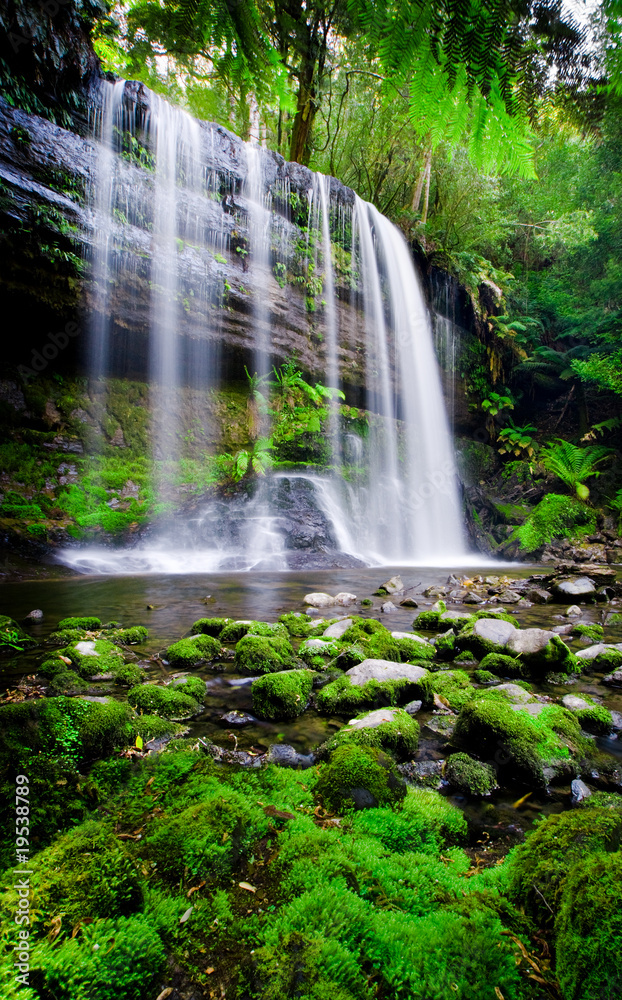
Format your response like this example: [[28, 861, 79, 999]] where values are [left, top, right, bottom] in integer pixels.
[[130, 714, 186, 742], [571, 622, 604, 641], [61, 638, 125, 678], [444, 753, 498, 796], [472, 669, 499, 684], [321, 708, 419, 758], [278, 612, 315, 637], [172, 675, 207, 701], [506, 808, 622, 926], [48, 627, 87, 644], [248, 621, 290, 639], [595, 647, 622, 670], [478, 652, 526, 677], [454, 699, 589, 788], [517, 493, 596, 551], [316, 745, 407, 812], [315, 673, 425, 714], [395, 635, 437, 662], [220, 620, 253, 643], [298, 638, 342, 667], [164, 634, 221, 667], [412, 610, 444, 630], [57, 616, 102, 630], [112, 662, 145, 686], [419, 670, 474, 711], [252, 669, 314, 720], [235, 634, 296, 675], [0, 820, 144, 926], [339, 619, 402, 662], [48, 670, 89, 694], [576, 703, 613, 735], [556, 851, 622, 1000], [108, 626, 148, 645], [127, 684, 200, 719], [432, 631, 456, 661], [190, 617, 231, 636]]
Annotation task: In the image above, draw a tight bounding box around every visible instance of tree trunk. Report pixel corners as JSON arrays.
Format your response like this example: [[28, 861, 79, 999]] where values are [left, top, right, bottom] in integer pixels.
[[289, 70, 317, 164], [421, 153, 432, 224]]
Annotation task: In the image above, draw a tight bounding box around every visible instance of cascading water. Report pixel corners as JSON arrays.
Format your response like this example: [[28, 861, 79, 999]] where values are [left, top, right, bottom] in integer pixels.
[[59, 80, 468, 574]]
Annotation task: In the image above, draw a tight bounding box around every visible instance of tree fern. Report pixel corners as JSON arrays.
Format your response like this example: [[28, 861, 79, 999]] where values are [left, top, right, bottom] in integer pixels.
[[540, 439, 613, 500]]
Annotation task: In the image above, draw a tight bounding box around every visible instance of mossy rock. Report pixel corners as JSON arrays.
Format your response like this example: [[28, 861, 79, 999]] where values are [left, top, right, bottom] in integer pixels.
[[571, 623, 604, 642], [419, 669, 474, 711], [48, 627, 87, 645], [297, 637, 342, 668], [575, 703, 613, 736], [472, 669, 500, 685], [316, 744, 407, 812], [321, 707, 419, 758], [235, 634, 296, 675], [556, 851, 622, 1000], [170, 675, 207, 701], [432, 631, 456, 661], [506, 807, 622, 927], [478, 652, 526, 678], [0, 615, 36, 651], [0, 697, 134, 766], [339, 619, 402, 662], [191, 617, 231, 636], [251, 669, 314, 721], [0, 820, 144, 926], [107, 626, 148, 645], [164, 634, 221, 668], [127, 684, 200, 720], [454, 698, 590, 788], [444, 753, 498, 797], [412, 610, 445, 630], [594, 647, 622, 671], [394, 634, 436, 662], [57, 616, 102, 631], [278, 612, 315, 637], [48, 670, 89, 694], [130, 714, 186, 742], [315, 673, 423, 715], [220, 620, 254, 643], [248, 621, 290, 639], [62, 638, 125, 678]]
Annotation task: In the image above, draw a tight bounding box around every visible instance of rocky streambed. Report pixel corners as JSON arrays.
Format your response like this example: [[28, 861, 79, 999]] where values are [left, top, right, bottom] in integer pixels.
[[2, 562, 622, 999]]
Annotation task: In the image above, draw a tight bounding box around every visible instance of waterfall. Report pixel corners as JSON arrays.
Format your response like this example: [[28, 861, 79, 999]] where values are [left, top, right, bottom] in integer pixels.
[[61, 80, 468, 574]]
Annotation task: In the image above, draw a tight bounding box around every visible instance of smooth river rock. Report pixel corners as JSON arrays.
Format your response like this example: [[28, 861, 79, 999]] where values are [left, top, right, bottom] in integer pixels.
[[505, 627, 558, 658], [304, 592, 336, 607], [473, 617, 517, 648], [391, 630, 430, 645], [322, 619, 353, 639], [346, 659, 429, 686], [552, 577, 596, 601], [347, 708, 400, 729]]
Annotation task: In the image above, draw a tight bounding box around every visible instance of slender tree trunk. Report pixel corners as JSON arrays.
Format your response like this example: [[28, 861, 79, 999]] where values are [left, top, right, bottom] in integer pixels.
[[289, 66, 317, 164], [421, 154, 432, 224]]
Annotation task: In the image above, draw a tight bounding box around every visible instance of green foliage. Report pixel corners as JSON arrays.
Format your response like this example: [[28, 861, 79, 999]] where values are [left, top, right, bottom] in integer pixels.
[[497, 420, 537, 459], [570, 349, 622, 396], [539, 439, 613, 499], [517, 493, 596, 551], [252, 669, 314, 720], [0, 616, 35, 652]]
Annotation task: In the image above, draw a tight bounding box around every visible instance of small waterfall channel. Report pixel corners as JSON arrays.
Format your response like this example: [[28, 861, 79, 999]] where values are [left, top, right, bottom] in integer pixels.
[[60, 80, 467, 573]]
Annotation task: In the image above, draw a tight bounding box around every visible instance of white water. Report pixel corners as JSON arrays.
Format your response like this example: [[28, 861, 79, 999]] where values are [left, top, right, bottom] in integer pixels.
[[60, 81, 470, 575]]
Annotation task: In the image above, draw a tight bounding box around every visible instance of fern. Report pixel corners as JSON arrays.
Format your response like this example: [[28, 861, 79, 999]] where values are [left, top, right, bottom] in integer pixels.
[[540, 439, 613, 500]]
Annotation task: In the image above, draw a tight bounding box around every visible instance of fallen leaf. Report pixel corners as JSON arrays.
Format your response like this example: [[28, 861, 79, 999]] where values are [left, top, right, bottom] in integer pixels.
[[59, 655, 71, 665], [187, 880, 206, 898], [135, 735, 143, 750], [238, 882, 256, 893], [179, 907, 193, 923], [511, 792, 532, 809], [155, 989, 174, 1000], [47, 915, 63, 942], [263, 805, 295, 820], [206, 967, 215, 975], [495, 989, 505, 1000]]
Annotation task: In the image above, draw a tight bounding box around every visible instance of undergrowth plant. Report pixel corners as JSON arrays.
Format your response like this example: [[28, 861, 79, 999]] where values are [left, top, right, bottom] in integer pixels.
[[539, 439, 612, 500]]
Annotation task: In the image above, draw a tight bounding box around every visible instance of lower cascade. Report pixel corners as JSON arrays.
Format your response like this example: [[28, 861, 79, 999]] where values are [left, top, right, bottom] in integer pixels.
[[59, 79, 467, 573]]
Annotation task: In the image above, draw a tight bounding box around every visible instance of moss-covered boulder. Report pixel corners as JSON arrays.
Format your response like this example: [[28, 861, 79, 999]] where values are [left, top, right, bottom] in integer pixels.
[[127, 684, 200, 720], [0, 614, 36, 652], [419, 670, 474, 711], [56, 616, 102, 631], [316, 662, 430, 715], [472, 669, 500, 685], [594, 646, 622, 671], [338, 618, 402, 662], [164, 633, 221, 668], [278, 612, 315, 637], [170, 675, 207, 701], [235, 634, 296, 675], [506, 807, 622, 927], [316, 744, 407, 812], [477, 651, 526, 678], [248, 621, 290, 639], [321, 707, 419, 758], [454, 697, 590, 788], [107, 626, 148, 645], [0, 697, 134, 766], [62, 638, 125, 678], [444, 753, 499, 797], [297, 637, 342, 668], [561, 694, 613, 735], [454, 617, 517, 659], [190, 617, 231, 636], [505, 629, 579, 675], [48, 627, 88, 645], [251, 669, 314, 720], [220, 620, 254, 643], [556, 851, 622, 1000]]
